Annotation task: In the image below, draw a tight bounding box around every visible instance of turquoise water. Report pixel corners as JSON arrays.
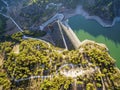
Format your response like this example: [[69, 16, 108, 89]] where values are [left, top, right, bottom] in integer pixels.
[[68, 15, 120, 68]]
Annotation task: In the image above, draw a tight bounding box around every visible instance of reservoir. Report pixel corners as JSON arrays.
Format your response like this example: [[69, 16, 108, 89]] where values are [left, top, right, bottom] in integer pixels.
[[68, 15, 120, 68]]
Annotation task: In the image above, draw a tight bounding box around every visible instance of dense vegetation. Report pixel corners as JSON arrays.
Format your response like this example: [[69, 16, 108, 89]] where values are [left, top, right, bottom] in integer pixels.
[[17, 0, 80, 29], [24, 0, 120, 21], [24, 30, 46, 37], [81, 0, 120, 21], [0, 0, 120, 90], [2, 0, 119, 30], [0, 33, 120, 90], [29, 0, 79, 8]]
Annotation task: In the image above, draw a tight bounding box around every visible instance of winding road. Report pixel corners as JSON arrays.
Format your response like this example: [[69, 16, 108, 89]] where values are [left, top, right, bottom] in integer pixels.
[[14, 63, 74, 82], [0, 1, 89, 83], [39, 13, 64, 30], [1, 0, 9, 10], [23, 35, 51, 48], [14, 63, 97, 83], [0, 0, 23, 32]]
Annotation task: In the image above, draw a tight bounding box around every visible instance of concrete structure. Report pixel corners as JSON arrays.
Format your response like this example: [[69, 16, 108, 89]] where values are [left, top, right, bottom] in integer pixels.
[[58, 21, 81, 49]]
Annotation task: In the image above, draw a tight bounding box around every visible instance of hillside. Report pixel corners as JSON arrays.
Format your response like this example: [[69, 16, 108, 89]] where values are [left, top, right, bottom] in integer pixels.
[[0, 0, 120, 90], [81, 0, 120, 22], [2, 0, 120, 24], [1, 0, 120, 31], [0, 33, 120, 90]]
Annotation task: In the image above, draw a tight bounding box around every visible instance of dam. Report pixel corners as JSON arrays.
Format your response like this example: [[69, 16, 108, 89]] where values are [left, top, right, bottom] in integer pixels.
[[68, 15, 120, 68], [40, 13, 81, 50]]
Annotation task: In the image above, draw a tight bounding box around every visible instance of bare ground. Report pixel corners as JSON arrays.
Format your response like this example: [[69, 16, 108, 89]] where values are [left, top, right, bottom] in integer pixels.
[[12, 44, 19, 54], [0, 55, 3, 66]]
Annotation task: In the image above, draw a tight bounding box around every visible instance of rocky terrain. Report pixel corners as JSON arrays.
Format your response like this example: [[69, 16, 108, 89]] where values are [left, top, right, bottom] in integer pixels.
[[1, 0, 120, 32], [80, 0, 120, 22]]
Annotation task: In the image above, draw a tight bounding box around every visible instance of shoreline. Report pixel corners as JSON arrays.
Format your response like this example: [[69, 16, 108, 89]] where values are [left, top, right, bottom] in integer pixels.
[[62, 5, 120, 27]]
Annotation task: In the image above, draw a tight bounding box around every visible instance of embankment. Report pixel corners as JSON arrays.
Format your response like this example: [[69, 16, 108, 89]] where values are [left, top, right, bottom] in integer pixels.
[[59, 21, 81, 49], [63, 5, 120, 27]]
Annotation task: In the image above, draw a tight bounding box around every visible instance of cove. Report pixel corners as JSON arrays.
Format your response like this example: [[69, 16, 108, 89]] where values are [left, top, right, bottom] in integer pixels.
[[68, 15, 120, 68]]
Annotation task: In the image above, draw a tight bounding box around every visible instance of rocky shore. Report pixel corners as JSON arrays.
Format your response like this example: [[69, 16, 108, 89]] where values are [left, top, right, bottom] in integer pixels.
[[63, 5, 120, 27]]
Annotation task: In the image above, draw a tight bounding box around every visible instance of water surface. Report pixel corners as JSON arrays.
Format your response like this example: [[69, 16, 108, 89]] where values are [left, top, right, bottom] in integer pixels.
[[68, 15, 120, 68]]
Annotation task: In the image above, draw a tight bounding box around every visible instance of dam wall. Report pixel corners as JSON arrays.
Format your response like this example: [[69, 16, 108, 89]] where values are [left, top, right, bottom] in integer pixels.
[[59, 21, 81, 49]]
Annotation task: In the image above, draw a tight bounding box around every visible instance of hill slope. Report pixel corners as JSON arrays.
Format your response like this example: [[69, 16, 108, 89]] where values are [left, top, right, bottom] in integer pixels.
[[0, 33, 120, 90]]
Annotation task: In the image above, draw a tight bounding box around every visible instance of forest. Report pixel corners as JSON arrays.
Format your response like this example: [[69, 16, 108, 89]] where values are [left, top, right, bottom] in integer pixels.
[[0, 32, 120, 90], [0, 0, 120, 90]]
